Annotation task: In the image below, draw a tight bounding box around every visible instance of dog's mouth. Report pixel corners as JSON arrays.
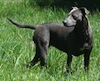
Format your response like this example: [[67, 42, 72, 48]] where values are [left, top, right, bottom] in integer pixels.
[[63, 21, 75, 27]]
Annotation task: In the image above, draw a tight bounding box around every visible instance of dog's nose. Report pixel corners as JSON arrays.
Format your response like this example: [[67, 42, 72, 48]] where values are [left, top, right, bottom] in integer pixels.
[[63, 21, 67, 26]]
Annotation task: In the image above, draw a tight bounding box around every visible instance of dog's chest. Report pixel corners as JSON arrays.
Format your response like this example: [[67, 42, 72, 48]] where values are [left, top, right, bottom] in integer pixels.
[[49, 27, 92, 55], [67, 33, 92, 56]]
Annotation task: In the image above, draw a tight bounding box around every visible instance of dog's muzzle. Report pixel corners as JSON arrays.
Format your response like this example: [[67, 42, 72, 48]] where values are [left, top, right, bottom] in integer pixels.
[[63, 21, 75, 27]]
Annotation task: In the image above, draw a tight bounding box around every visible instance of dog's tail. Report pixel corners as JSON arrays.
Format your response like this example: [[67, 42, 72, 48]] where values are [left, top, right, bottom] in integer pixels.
[[7, 18, 37, 30]]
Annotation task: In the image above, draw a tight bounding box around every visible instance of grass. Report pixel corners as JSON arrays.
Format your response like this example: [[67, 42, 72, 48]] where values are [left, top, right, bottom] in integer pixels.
[[0, 0, 100, 81]]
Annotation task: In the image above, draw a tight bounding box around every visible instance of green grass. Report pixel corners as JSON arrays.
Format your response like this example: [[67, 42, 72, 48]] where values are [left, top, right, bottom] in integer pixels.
[[0, 0, 100, 81]]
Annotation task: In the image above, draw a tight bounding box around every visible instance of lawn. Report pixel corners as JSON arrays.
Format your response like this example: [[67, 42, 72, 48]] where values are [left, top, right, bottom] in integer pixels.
[[0, 0, 100, 81]]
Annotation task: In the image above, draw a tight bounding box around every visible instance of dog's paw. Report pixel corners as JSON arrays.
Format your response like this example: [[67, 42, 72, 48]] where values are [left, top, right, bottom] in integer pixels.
[[26, 62, 33, 68]]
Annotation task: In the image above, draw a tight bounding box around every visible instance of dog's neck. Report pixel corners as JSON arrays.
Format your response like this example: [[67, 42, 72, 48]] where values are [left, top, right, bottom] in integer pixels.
[[76, 16, 89, 29], [75, 16, 91, 42]]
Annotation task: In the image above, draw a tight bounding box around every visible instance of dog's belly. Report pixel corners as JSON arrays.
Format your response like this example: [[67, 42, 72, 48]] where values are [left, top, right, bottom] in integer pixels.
[[50, 39, 85, 56], [50, 42, 68, 53], [51, 44, 84, 56], [70, 50, 84, 56]]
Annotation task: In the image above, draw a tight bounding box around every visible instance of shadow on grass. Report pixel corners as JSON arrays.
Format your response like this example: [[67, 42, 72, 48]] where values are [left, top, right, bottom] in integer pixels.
[[28, 0, 100, 11]]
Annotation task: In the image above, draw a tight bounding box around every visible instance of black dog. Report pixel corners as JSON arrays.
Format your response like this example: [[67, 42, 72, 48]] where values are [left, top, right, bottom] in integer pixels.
[[8, 7, 93, 72]]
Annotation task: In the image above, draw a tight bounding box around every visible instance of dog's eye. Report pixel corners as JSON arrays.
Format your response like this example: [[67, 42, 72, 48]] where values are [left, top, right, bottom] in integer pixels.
[[72, 15, 78, 20]]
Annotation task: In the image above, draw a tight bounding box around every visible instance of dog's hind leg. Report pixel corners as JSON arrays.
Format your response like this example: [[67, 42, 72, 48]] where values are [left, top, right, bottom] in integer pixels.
[[39, 41, 49, 67], [28, 45, 40, 67], [29, 40, 49, 68]]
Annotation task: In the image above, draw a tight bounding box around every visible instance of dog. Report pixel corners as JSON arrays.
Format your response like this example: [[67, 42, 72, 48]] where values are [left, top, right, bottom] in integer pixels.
[[8, 7, 93, 72]]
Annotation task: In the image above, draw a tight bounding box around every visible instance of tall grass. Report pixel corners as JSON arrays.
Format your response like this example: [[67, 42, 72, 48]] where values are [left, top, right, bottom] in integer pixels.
[[0, 0, 100, 81]]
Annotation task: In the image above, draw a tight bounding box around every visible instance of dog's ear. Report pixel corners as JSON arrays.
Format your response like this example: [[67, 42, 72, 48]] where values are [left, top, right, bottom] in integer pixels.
[[69, 7, 78, 15], [72, 7, 78, 9], [80, 7, 89, 15]]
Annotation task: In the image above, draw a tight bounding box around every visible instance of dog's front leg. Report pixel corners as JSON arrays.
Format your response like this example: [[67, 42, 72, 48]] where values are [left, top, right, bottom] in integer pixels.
[[84, 50, 91, 72], [66, 54, 73, 73]]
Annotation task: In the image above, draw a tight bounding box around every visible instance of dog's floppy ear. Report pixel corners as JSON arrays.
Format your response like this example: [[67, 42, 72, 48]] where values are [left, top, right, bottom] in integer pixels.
[[69, 7, 78, 15], [72, 7, 78, 9], [80, 7, 89, 15]]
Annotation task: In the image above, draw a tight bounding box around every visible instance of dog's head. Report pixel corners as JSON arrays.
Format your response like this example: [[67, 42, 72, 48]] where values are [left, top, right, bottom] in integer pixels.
[[63, 7, 89, 27]]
